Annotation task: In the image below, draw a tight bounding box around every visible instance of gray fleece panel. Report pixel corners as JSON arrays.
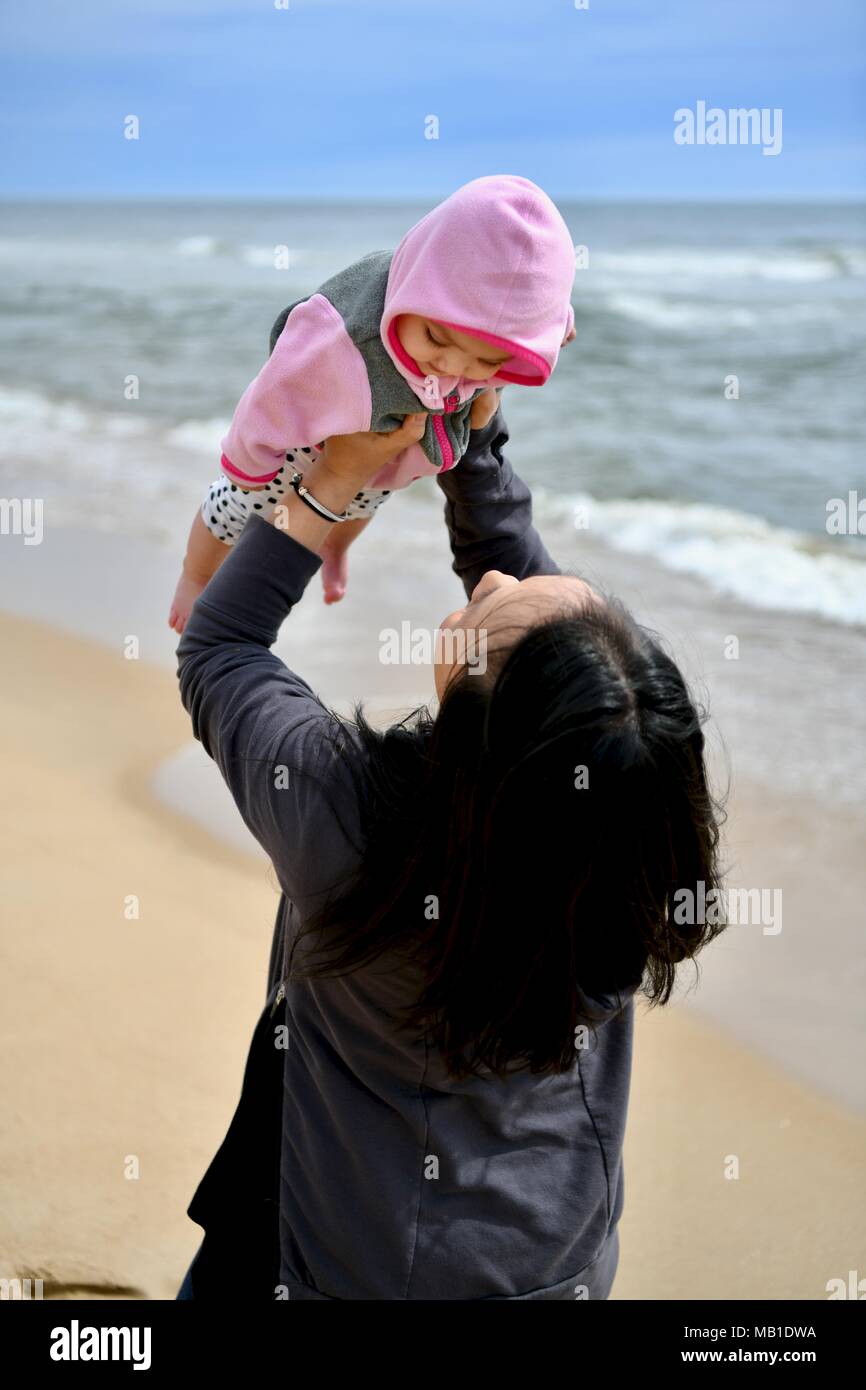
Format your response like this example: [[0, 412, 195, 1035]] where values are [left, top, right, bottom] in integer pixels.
[[268, 251, 481, 471]]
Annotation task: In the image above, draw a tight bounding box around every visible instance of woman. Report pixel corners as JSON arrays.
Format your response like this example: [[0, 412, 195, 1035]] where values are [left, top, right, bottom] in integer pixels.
[[174, 391, 724, 1301]]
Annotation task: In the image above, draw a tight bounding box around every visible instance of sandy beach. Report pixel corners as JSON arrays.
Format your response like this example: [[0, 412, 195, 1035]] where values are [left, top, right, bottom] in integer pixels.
[[3, 3, 865, 1316], [1, 607, 864, 1301]]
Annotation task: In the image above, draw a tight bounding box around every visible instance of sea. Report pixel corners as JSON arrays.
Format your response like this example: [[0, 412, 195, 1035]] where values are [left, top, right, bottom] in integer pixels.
[[1, 197, 865, 801], [2, 197, 865, 1110]]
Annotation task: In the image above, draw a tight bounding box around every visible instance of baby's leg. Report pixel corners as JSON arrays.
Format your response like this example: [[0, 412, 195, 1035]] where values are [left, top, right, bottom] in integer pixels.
[[168, 465, 288, 633], [319, 517, 371, 605], [168, 511, 230, 633], [319, 488, 392, 605]]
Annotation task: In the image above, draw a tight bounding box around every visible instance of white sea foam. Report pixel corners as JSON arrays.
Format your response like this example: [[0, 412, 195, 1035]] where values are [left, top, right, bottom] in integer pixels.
[[541, 491, 866, 628], [593, 249, 864, 282], [174, 235, 223, 256], [164, 417, 229, 453], [171, 236, 317, 269], [240, 244, 281, 268], [604, 292, 842, 330], [0, 385, 227, 458], [2, 383, 862, 629], [238, 244, 317, 268], [0, 384, 91, 434], [607, 293, 758, 330]]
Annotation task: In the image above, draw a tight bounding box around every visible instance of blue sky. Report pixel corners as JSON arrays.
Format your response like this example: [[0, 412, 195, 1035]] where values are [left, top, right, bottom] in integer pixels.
[[2, 0, 864, 199]]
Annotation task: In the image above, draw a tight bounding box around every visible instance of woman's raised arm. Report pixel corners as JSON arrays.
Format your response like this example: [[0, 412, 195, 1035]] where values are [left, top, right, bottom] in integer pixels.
[[175, 415, 426, 910], [436, 404, 562, 599]]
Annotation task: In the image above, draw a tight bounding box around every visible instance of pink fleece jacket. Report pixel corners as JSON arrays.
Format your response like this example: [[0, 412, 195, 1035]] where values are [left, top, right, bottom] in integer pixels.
[[220, 175, 576, 492]]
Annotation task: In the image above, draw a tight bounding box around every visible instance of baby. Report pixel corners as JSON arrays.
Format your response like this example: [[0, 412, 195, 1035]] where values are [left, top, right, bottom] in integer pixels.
[[169, 174, 576, 632]]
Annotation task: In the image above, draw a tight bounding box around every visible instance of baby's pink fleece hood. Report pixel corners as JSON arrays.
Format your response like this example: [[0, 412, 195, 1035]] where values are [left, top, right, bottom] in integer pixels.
[[381, 175, 576, 387]]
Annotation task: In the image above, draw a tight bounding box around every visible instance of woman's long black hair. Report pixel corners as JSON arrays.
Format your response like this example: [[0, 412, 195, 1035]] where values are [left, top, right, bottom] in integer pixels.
[[289, 595, 725, 1080]]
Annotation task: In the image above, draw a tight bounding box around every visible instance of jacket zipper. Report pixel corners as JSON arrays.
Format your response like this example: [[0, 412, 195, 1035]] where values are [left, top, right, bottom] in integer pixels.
[[270, 912, 290, 1018], [432, 391, 460, 470]]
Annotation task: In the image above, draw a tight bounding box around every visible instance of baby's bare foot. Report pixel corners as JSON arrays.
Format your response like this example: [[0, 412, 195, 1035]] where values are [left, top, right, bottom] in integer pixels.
[[320, 546, 349, 604], [169, 573, 206, 634]]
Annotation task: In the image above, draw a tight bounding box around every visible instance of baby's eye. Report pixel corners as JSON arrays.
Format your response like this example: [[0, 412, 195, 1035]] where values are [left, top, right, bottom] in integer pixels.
[[426, 326, 446, 346]]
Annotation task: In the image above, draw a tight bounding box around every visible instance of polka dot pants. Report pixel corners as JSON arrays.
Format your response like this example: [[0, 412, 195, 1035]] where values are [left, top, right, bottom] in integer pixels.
[[201, 448, 393, 545]]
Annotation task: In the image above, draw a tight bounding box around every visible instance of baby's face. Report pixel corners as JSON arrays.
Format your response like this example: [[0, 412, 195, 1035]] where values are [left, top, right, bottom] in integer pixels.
[[395, 315, 510, 381]]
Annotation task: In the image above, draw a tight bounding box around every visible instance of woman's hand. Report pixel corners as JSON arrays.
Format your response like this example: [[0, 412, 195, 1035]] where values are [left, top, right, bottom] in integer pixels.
[[267, 413, 426, 559], [469, 387, 501, 432], [316, 412, 427, 489]]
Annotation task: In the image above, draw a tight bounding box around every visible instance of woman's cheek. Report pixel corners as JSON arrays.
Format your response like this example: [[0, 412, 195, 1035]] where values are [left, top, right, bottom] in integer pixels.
[[435, 615, 465, 664]]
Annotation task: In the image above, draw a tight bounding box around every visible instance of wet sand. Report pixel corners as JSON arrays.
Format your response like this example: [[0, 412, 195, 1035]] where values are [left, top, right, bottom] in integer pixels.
[[1, 609, 864, 1299]]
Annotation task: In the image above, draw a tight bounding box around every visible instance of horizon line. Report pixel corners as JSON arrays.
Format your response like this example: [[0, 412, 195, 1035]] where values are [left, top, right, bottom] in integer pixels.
[[2, 192, 865, 205]]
